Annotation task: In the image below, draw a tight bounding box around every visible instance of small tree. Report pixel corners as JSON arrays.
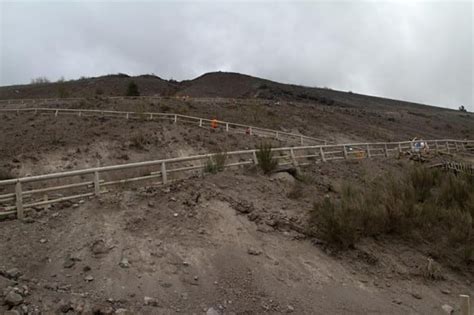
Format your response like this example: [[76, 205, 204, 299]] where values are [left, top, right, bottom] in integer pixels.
[[126, 81, 140, 96], [459, 105, 467, 112]]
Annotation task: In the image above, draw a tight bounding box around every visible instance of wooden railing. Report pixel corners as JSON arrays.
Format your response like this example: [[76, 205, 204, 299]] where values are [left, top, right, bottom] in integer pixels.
[[0, 107, 328, 146], [1, 139, 472, 219]]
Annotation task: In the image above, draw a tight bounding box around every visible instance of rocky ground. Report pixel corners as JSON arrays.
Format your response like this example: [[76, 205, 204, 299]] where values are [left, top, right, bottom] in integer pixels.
[[1, 158, 473, 314], [0, 94, 473, 314]]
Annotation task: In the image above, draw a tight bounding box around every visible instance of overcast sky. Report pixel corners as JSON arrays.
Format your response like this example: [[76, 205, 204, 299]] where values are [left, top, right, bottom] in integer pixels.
[[0, 0, 472, 110]]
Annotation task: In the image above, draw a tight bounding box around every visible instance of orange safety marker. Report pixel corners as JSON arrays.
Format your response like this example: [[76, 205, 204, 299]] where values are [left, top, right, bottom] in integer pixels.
[[211, 118, 218, 129]]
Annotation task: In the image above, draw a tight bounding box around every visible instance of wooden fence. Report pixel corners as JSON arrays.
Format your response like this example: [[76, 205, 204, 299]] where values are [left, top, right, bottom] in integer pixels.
[[0, 138, 472, 219], [0, 107, 327, 146]]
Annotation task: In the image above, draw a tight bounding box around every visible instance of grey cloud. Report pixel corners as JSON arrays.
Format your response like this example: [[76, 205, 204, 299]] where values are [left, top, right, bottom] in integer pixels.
[[0, 1, 472, 110]]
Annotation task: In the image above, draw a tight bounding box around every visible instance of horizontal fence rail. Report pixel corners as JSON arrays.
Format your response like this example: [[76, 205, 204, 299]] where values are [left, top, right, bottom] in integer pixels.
[[0, 107, 328, 146], [0, 139, 472, 219]]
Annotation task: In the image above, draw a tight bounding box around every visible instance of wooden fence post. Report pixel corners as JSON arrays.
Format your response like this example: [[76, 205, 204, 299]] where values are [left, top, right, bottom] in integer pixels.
[[55, 110, 58, 117], [126, 113, 129, 119], [226, 123, 229, 132], [460, 295, 470, 315], [446, 141, 450, 153], [174, 115, 177, 124], [300, 136, 304, 145], [199, 119, 203, 127], [320, 147, 326, 162], [455, 142, 459, 151], [366, 144, 371, 158], [15, 181, 24, 219], [252, 151, 258, 164], [161, 162, 168, 184], [384, 144, 389, 157], [249, 127, 253, 136], [290, 148, 298, 166], [342, 145, 347, 160], [275, 132, 279, 140], [93, 171, 101, 196], [434, 141, 439, 153]]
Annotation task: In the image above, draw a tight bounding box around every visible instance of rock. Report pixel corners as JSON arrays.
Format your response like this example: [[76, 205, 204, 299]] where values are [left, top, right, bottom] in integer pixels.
[[84, 275, 94, 282], [92, 303, 114, 314], [392, 299, 402, 305], [5, 291, 23, 306], [63, 258, 76, 269], [22, 217, 35, 224], [58, 300, 73, 313], [148, 201, 154, 207], [411, 292, 422, 300], [119, 258, 130, 268], [5, 268, 22, 280], [270, 172, 295, 183], [91, 239, 109, 255], [182, 261, 190, 266], [39, 238, 48, 243], [247, 248, 262, 256], [287, 305, 295, 313], [144, 296, 159, 306], [173, 213, 179, 217], [233, 200, 254, 214], [206, 307, 220, 315], [441, 304, 454, 314], [441, 289, 451, 295], [72, 204, 79, 208]]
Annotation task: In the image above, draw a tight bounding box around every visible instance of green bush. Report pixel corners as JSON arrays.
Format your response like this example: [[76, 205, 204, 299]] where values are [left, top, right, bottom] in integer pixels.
[[204, 152, 227, 174], [126, 81, 140, 96], [308, 166, 474, 262], [256, 143, 278, 174]]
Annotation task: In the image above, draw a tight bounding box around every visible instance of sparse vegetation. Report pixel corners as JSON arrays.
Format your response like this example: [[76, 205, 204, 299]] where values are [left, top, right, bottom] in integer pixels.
[[204, 151, 227, 174], [30, 77, 50, 84], [130, 132, 149, 150], [459, 105, 467, 112], [95, 88, 104, 95], [57, 85, 69, 98], [126, 81, 140, 96], [256, 143, 278, 174], [308, 166, 474, 263]]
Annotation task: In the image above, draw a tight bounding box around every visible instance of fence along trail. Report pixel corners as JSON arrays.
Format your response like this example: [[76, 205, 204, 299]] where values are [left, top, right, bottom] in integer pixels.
[[0, 135, 472, 219], [0, 107, 328, 146]]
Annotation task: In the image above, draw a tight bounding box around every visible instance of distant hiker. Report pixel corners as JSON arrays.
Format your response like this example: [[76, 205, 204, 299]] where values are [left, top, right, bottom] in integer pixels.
[[211, 118, 218, 129]]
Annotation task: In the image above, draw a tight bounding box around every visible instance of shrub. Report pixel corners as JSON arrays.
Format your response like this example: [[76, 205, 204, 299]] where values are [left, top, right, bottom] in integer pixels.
[[308, 166, 474, 262], [256, 143, 278, 174], [130, 132, 148, 150], [126, 81, 140, 96], [30, 77, 50, 84], [95, 88, 104, 95], [459, 105, 467, 112], [204, 151, 227, 174]]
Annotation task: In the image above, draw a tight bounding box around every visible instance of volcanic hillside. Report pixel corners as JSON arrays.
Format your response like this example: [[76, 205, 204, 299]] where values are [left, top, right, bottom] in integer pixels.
[[0, 72, 473, 314]]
